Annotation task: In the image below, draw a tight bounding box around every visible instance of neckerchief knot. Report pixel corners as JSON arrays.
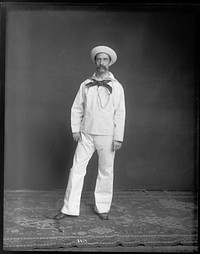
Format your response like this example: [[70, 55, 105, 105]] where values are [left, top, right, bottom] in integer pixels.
[[85, 79, 112, 94]]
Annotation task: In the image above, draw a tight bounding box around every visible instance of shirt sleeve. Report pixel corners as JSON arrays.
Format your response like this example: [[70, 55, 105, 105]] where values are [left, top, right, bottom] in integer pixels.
[[71, 83, 85, 133], [113, 82, 126, 142]]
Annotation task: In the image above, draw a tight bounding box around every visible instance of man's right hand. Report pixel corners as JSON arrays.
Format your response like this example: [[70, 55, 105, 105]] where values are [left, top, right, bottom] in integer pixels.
[[72, 132, 82, 142]]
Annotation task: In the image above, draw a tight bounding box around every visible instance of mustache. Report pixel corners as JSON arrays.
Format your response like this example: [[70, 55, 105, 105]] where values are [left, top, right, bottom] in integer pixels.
[[97, 65, 107, 69]]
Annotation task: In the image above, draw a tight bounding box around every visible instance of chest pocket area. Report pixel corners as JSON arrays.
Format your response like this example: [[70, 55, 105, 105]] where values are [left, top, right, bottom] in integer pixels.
[[84, 85, 114, 113]]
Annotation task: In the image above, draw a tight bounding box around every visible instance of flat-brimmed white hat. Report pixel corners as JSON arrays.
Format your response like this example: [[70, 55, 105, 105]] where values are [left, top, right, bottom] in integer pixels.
[[90, 45, 117, 65]]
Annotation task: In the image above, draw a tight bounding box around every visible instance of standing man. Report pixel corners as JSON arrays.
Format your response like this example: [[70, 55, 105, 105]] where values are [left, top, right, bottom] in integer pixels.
[[54, 45, 126, 220]]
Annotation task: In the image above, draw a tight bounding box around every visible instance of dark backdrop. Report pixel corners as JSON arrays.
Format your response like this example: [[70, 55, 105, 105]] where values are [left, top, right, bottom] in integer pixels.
[[4, 6, 197, 191]]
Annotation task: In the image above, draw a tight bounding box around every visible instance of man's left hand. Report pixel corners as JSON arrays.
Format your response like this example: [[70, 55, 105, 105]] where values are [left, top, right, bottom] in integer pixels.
[[113, 140, 122, 151]]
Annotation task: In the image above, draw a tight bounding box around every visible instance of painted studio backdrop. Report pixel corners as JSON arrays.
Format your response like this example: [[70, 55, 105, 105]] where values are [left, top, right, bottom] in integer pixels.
[[4, 7, 196, 191]]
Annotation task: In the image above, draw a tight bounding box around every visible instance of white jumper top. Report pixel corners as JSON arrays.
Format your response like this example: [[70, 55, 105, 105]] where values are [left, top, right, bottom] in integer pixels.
[[71, 72, 126, 142]]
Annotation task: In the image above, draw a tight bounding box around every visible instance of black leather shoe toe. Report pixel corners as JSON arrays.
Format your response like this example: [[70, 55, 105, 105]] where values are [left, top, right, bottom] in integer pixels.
[[98, 213, 109, 220], [53, 212, 78, 220], [53, 212, 67, 220]]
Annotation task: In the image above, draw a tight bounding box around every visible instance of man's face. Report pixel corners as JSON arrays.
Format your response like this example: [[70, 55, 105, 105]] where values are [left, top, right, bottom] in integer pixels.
[[95, 53, 111, 73]]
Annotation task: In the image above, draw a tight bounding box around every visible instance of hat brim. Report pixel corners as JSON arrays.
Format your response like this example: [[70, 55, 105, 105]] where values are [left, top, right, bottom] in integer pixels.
[[90, 46, 117, 65]]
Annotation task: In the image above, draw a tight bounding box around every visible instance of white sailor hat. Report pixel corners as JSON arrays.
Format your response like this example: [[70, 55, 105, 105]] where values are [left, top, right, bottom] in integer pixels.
[[90, 45, 117, 65]]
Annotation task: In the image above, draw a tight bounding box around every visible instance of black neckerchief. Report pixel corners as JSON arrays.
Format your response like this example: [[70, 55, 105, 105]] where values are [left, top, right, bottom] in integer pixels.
[[85, 78, 112, 94]]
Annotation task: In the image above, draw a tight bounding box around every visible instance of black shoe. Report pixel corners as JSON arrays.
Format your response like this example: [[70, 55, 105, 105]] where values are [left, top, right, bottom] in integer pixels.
[[53, 212, 78, 220], [98, 212, 109, 220]]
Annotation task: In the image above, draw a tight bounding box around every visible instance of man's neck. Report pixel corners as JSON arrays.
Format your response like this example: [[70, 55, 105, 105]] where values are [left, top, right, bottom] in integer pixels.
[[95, 71, 110, 80]]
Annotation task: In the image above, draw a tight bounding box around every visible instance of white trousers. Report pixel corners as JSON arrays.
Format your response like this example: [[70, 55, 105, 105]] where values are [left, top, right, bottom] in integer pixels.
[[61, 133, 115, 215]]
